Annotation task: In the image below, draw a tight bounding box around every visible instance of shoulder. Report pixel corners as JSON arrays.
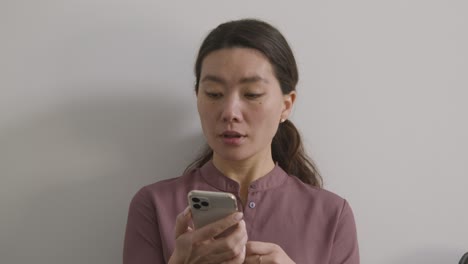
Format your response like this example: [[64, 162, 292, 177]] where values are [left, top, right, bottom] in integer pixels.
[[285, 175, 352, 217], [132, 170, 199, 202], [126, 170, 203, 226], [285, 175, 345, 202]]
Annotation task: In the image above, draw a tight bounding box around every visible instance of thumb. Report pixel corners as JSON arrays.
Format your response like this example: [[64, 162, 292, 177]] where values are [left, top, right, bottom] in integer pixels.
[[174, 207, 192, 238]]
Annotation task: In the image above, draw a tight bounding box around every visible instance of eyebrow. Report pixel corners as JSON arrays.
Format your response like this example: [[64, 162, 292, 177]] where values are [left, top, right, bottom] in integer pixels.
[[239, 76, 269, 84], [201, 75, 226, 85], [200, 75, 269, 85]]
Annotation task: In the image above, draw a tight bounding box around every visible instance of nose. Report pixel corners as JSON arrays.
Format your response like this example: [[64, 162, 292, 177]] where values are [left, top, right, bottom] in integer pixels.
[[221, 94, 243, 123]]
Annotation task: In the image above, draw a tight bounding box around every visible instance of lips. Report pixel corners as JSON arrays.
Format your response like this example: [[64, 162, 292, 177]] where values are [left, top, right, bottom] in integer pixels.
[[219, 130, 246, 146], [220, 131, 246, 138]]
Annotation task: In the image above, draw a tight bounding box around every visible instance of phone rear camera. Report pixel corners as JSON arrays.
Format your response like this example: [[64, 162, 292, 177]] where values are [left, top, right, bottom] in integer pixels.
[[201, 201, 209, 207], [193, 204, 201, 209], [192, 197, 200, 203]]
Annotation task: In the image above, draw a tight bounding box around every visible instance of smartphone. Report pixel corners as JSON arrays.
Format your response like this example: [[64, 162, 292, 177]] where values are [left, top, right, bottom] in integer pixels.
[[188, 190, 238, 229]]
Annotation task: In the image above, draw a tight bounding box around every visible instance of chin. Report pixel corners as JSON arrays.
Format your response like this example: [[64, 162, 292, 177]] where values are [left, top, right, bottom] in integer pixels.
[[212, 148, 252, 162]]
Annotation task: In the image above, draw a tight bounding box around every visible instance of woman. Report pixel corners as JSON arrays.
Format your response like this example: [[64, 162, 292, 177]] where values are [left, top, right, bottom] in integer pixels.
[[123, 19, 359, 264]]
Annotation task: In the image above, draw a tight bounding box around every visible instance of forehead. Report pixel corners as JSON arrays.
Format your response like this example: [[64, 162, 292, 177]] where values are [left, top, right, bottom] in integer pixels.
[[200, 48, 276, 81]]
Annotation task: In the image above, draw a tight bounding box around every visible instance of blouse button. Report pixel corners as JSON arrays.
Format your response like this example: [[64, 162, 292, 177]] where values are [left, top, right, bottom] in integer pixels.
[[249, 202, 256, 209]]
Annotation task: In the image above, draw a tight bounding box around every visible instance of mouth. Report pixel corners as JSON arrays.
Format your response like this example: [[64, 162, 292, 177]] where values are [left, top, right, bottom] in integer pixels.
[[220, 131, 246, 138]]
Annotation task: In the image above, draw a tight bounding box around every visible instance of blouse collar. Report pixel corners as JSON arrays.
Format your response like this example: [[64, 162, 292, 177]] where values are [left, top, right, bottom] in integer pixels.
[[199, 160, 288, 193]]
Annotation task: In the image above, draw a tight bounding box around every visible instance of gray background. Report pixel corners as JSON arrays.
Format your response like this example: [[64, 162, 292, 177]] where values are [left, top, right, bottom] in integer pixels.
[[1, 1, 467, 263]]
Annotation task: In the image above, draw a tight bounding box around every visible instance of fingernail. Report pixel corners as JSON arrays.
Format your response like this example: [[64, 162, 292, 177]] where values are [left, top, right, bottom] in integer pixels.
[[234, 212, 243, 221]]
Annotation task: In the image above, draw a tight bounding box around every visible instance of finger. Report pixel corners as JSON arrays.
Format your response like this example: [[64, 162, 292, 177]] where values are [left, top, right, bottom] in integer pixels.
[[193, 239, 246, 264], [209, 243, 247, 264], [174, 207, 192, 238], [222, 245, 246, 264], [245, 241, 277, 256], [244, 254, 270, 264], [193, 212, 243, 242], [209, 220, 248, 257], [193, 220, 247, 263]]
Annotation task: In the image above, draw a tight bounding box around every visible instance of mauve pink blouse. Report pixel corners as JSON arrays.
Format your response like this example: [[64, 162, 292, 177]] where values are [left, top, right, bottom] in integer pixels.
[[123, 161, 359, 263]]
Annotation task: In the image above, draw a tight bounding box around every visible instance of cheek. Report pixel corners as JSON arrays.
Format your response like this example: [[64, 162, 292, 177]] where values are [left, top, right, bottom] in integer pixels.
[[251, 100, 282, 122], [249, 109, 279, 137], [197, 101, 216, 124]]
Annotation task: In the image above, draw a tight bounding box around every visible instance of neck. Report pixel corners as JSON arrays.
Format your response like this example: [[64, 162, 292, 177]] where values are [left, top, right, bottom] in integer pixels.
[[212, 153, 275, 204]]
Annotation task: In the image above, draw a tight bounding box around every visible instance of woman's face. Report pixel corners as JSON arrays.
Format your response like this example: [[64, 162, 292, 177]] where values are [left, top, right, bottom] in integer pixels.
[[197, 47, 295, 163]]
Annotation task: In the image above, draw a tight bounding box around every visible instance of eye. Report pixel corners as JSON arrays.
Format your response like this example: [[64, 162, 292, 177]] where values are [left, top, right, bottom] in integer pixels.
[[245, 93, 263, 99], [205, 92, 222, 99]]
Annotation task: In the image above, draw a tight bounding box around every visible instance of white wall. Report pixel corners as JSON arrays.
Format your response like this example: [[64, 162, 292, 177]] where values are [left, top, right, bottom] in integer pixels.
[[1, 1, 467, 263]]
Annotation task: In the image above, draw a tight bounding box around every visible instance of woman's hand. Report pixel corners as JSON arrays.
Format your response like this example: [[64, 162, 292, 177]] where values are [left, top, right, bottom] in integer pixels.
[[168, 207, 248, 264], [243, 241, 295, 264]]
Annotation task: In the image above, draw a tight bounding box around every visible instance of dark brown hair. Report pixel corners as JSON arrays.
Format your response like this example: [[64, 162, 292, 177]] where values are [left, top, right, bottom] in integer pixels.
[[185, 18, 322, 187]]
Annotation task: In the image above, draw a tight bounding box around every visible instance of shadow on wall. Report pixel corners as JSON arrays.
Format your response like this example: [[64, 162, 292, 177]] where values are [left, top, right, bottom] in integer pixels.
[[0, 90, 205, 264]]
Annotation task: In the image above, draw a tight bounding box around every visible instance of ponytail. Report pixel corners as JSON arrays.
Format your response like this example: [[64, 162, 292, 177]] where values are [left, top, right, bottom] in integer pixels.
[[272, 120, 322, 187], [184, 145, 213, 175]]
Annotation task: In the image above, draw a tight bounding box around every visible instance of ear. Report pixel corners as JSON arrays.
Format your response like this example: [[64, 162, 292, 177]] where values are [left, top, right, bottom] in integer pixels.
[[280, 91, 296, 121]]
